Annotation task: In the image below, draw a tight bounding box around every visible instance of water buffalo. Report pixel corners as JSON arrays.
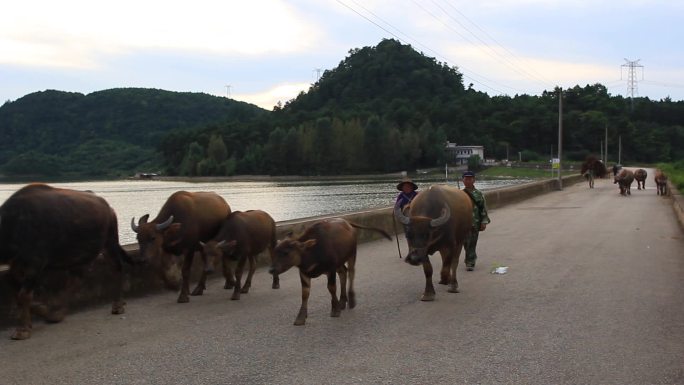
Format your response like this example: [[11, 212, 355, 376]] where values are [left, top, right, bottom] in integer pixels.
[[131, 191, 230, 303], [614, 169, 634, 196], [634, 168, 647, 190], [0, 183, 138, 340], [394, 184, 473, 301], [268, 218, 391, 325], [655, 169, 668, 196], [200, 210, 278, 301]]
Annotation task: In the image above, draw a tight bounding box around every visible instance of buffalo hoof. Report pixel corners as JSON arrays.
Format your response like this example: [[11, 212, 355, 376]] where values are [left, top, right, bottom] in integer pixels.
[[190, 286, 205, 296], [348, 293, 356, 309], [224, 282, 235, 290], [111, 301, 126, 315], [230, 292, 241, 301], [240, 286, 250, 294], [421, 292, 436, 301], [447, 285, 459, 293], [11, 327, 31, 340], [294, 318, 306, 326], [272, 282, 280, 289], [45, 308, 67, 323], [177, 295, 190, 303], [331, 309, 341, 318], [339, 299, 347, 310]]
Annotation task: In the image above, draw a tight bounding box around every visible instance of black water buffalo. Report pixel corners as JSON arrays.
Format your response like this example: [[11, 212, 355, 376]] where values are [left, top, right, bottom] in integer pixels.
[[614, 169, 634, 196], [269, 218, 391, 325], [0, 183, 137, 340], [655, 169, 668, 196], [634, 168, 647, 190], [394, 184, 473, 301], [131, 191, 230, 303], [200, 210, 278, 301]]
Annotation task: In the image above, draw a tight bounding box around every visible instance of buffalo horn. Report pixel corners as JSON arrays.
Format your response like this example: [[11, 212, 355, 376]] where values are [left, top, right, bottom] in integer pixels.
[[156, 215, 174, 231], [430, 206, 451, 227], [130, 217, 138, 233], [394, 205, 411, 225], [216, 240, 227, 248]]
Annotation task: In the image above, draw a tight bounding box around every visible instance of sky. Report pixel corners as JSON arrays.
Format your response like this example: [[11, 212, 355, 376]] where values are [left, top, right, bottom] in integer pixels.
[[2, 0, 683, 110]]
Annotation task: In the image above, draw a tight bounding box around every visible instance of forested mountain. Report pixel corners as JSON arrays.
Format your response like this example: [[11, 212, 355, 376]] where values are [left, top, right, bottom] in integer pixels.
[[1, 39, 683, 178], [0, 88, 266, 177]]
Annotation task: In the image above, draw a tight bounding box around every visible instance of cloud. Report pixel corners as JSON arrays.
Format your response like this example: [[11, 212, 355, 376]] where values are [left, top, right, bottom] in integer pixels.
[[0, 0, 321, 69], [232, 82, 312, 110]]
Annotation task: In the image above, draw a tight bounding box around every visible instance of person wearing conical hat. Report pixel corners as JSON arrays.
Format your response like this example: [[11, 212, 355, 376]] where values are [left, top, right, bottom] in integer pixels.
[[395, 178, 418, 210]]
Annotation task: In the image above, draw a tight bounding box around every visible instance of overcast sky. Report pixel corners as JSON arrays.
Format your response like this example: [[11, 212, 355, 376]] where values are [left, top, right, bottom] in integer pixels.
[[2, 0, 683, 110]]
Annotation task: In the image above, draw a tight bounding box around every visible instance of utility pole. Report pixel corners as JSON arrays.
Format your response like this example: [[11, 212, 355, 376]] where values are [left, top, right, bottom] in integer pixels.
[[621, 59, 644, 110], [225, 85, 232, 98], [605, 123, 608, 164], [313, 68, 322, 82], [558, 87, 563, 190], [618, 135, 622, 164]]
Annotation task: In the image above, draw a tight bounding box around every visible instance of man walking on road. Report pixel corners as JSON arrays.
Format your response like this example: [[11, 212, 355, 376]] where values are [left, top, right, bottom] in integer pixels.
[[462, 171, 490, 271]]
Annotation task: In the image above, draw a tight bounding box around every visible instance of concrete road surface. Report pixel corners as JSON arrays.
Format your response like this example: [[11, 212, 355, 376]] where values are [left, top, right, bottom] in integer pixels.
[[2, 168, 683, 385]]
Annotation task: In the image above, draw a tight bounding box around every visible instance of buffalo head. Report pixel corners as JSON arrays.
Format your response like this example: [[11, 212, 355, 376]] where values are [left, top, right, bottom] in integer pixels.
[[199, 239, 237, 274], [394, 205, 450, 265], [269, 236, 316, 276], [130, 215, 180, 289]]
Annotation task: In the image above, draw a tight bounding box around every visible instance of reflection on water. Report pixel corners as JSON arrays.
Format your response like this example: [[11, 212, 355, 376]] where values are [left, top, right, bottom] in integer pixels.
[[0, 176, 532, 244]]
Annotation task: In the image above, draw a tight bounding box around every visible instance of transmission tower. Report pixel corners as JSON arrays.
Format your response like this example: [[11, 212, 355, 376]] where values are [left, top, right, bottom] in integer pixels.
[[621, 59, 643, 109]]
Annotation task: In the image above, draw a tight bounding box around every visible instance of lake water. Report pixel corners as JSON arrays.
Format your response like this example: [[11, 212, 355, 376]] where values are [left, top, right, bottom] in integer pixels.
[[0, 176, 533, 245]]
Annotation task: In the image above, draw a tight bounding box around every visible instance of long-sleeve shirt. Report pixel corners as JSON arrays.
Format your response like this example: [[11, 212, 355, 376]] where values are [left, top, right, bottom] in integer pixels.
[[395, 191, 418, 210], [463, 187, 490, 227]]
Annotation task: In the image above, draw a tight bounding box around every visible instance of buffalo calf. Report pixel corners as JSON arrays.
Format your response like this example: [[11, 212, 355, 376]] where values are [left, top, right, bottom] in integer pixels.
[[269, 218, 390, 325]]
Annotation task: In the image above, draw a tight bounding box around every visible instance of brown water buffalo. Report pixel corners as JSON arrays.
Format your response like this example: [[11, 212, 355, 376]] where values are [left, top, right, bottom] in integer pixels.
[[268, 218, 391, 325], [580, 155, 608, 180], [634, 168, 647, 190], [655, 169, 668, 195], [614, 169, 634, 196], [394, 184, 473, 301], [0, 183, 138, 340], [131, 191, 230, 303], [200, 210, 278, 301]]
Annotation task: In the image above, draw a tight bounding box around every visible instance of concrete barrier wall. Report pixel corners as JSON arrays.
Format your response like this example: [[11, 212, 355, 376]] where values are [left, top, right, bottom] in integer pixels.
[[0, 173, 586, 327]]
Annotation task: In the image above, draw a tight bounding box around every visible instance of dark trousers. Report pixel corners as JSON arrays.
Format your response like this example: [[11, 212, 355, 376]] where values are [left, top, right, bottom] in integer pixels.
[[464, 228, 480, 266]]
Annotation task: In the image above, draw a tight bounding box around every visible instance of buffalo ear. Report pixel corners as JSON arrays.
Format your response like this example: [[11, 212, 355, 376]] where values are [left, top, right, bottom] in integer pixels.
[[221, 240, 238, 251], [165, 223, 183, 246], [302, 239, 317, 249]]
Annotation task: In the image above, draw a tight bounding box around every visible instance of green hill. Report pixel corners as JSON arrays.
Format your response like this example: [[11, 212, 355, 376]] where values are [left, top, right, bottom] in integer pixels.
[[0, 88, 266, 178]]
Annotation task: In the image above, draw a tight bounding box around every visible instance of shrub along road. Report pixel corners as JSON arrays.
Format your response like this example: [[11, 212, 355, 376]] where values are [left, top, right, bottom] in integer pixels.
[[2, 171, 683, 384]]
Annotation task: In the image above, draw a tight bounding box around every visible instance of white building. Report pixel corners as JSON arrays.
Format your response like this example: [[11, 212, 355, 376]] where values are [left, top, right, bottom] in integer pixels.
[[445, 142, 485, 166]]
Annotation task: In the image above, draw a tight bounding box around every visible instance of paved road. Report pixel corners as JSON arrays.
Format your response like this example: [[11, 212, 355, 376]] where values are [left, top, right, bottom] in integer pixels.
[[2, 169, 683, 385]]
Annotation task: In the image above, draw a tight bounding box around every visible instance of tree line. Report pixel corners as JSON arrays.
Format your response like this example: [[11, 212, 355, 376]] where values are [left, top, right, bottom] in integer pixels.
[[1, 39, 682, 178]]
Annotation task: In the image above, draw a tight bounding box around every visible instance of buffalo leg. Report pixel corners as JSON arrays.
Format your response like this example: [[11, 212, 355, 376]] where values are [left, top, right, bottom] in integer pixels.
[[337, 265, 348, 310], [438, 249, 453, 285], [444, 244, 462, 293], [12, 287, 34, 340], [421, 258, 436, 301], [269, 248, 279, 289], [191, 252, 208, 296], [107, 247, 127, 315], [241, 255, 256, 294], [222, 256, 235, 289], [178, 251, 194, 303], [231, 255, 248, 300], [347, 253, 356, 309], [294, 272, 311, 326], [327, 271, 341, 318]]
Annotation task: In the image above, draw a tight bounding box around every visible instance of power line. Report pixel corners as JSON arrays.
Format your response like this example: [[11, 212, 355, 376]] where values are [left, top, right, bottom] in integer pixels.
[[336, 0, 516, 95]]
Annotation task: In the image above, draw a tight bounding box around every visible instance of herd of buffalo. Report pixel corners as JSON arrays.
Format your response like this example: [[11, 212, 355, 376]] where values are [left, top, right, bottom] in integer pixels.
[[0, 166, 671, 340]]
